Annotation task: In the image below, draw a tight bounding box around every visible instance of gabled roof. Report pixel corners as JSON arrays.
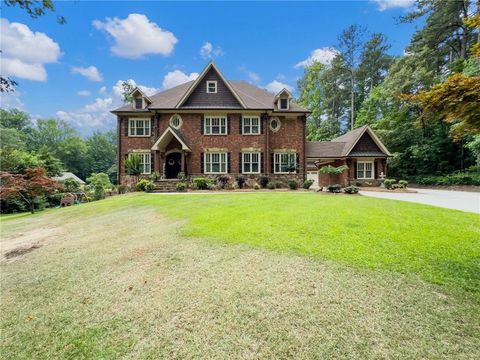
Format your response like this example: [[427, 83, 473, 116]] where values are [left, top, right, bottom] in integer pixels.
[[274, 88, 293, 100], [175, 63, 246, 109], [151, 126, 191, 152], [130, 87, 152, 104], [306, 125, 391, 158], [111, 64, 309, 113]]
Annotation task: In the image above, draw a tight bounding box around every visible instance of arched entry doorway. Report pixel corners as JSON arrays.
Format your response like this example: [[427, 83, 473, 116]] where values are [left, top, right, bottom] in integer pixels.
[[165, 152, 182, 179]]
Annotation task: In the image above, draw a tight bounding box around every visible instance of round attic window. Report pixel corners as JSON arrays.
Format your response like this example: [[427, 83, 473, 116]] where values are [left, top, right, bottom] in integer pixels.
[[270, 117, 281, 132], [169, 114, 183, 129]]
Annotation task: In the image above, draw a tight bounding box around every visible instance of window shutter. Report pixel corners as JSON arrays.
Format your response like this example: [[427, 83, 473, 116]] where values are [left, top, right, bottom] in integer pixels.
[[124, 118, 129, 136], [227, 116, 231, 135], [374, 161, 378, 179], [271, 153, 275, 174], [239, 153, 242, 173], [354, 161, 357, 179], [296, 153, 300, 173], [239, 116, 243, 135], [201, 115, 204, 135], [150, 116, 154, 137], [151, 153, 154, 173], [260, 117, 264, 134], [200, 153, 204, 174], [260, 153, 264, 174], [227, 153, 231, 173]]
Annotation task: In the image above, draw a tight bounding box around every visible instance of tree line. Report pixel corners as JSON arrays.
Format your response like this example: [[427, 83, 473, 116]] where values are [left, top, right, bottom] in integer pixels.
[[0, 109, 117, 182], [297, 0, 479, 179]]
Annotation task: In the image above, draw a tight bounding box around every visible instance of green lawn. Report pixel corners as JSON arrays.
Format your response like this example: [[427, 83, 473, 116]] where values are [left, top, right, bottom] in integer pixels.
[[1, 192, 479, 359]]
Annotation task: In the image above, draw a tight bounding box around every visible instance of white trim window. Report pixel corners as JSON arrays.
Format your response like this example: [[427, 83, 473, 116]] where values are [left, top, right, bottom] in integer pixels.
[[204, 152, 227, 174], [204, 115, 227, 135], [357, 161, 374, 179], [169, 114, 182, 129], [206, 81, 217, 93], [242, 152, 260, 174], [129, 152, 151, 174], [270, 117, 281, 132], [279, 98, 289, 110], [274, 153, 296, 174], [242, 116, 260, 135], [128, 118, 151, 137]]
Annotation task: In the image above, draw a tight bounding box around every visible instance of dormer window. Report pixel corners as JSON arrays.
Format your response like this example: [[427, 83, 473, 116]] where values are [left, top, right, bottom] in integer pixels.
[[135, 98, 143, 109], [207, 81, 217, 94], [279, 98, 289, 110]]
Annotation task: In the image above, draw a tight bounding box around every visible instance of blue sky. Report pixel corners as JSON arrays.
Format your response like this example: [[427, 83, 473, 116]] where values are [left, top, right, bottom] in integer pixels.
[[1, 0, 421, 135]]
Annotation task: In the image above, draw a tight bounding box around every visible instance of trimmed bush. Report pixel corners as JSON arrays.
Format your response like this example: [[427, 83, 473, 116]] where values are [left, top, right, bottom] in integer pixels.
[[259, 176, 269, 188], [176, 182, 187, 192], [236, 176, 246, 189], [254, 184, 260, 190], [177, 172, 187, 181], [383, 179, 397, 189], [398, 180, 408, 189], [192, 177, 210, 190], [151, 171, 161, 182], [288, 179, 298, 190], [326, 184, 342, 193], [303, 179, 314, 189], [343, 185, 359, 194], [136, 179, 154, 192], [267, 182, 276, 190], [410, 172, 480, 186], [217, 175, 230, 189], [273, 181, 283, 189]]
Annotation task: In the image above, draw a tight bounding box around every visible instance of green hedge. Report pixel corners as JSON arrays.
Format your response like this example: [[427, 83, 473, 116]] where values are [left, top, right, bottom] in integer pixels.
[[409, 172, 480, 186]]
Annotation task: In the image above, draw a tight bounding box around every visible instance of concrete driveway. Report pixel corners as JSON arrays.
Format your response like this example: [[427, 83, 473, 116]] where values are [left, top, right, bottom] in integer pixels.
[[360, 188, 480, 214]]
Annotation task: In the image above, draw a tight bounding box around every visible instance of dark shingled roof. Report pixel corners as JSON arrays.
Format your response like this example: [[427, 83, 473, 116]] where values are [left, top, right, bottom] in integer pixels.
[[306, 125, 390, 158], [112, 81, 308, 112]]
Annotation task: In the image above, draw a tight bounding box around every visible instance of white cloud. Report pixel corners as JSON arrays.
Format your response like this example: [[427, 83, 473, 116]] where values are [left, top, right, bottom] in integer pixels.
[[77, 90, 91, 97], [0, 18, 61, 81], [264, 80, 293, 94], [71, 66, 103, 82], [294, 47, 339, 68], [371, 0, 415, 11], [112, 79, 161, 98], [162, 70, 199, 90], [0, 90, 24, 109], [93, 13, 178, 58], [199, 41, 224, 59], [99, 86, 107, 95], [56, 97, 114, 131]]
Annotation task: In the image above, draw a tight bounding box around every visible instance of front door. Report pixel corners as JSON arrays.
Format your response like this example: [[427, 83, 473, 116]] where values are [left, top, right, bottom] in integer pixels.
[[165, 152, 182, 179]]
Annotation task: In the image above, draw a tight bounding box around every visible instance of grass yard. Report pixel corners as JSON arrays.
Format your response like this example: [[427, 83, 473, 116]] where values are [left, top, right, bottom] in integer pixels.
[[1, 192, 479, 359]]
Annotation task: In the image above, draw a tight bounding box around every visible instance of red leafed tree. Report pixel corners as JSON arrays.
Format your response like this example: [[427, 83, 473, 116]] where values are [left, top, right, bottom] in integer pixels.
[[0, 167, 62, 213]]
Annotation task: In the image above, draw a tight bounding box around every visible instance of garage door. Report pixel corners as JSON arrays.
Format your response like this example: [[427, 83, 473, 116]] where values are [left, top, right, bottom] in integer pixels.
[[307, 171, 319, 187]]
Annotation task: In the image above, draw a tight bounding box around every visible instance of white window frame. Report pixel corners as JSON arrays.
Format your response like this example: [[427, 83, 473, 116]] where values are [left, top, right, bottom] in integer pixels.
[[242, 116, 260, 135], [270, 117, 281, 132], [279, 98, 289, 110], [128, 118, 151, 137], [274, 153, 296, 174], [129, 152, 151, 174], [204, 115, 227, 135], [204, 152, 227, 174], [134, 97, 143, 109], [357, 161, 374, 179], [206, 81, 217, 94], [169, 114, 183, 129], [242, 152, 261, 174]]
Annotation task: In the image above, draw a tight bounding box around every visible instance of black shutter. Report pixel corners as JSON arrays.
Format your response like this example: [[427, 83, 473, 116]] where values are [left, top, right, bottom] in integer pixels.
[[227, 116, 231, 135], [260, 153, 264, 174], [124, 118, 129, 136], [354, 160, 357, 179], [239, 152, 242, 174], [296, 153, 300, 173], [271, 153, 275, 174], [227, 153, 231, 173], [200, 153, 204, 174], [201, 115, 204, 134], [150, 116, 154, 137], [260, 117, 264, 134], [151, 153, 154, 173], [374, 160, 378, 179], [239, 115, 243, 135]]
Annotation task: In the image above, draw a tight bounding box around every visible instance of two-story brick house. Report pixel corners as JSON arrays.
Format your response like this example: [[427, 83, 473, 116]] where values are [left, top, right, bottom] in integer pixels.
[[112, 63, 391, 187], [112, 63, 309, 185]]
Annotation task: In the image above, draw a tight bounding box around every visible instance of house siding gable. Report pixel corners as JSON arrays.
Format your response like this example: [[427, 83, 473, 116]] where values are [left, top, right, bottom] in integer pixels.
[[350, 132, 383, 154], [182, 68, 242, 108]]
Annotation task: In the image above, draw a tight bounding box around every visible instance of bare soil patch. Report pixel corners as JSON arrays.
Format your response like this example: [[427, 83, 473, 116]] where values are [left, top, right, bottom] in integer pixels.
[[0, 227, 62, 261]]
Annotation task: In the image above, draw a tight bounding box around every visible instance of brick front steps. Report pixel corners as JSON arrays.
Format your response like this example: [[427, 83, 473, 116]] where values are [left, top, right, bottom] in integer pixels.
[[153, 179, 179, 192]]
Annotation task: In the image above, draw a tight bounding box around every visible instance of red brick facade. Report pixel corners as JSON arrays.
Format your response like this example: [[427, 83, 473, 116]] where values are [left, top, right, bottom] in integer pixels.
[[118, 113, 307, 185]]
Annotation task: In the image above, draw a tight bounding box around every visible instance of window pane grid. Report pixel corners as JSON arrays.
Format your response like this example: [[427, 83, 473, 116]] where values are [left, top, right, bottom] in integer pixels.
[[242, 117, 260, 135], [129, 119, 150, 136], [205, 152, 227, 174], [357, 162, 374, 179], [242, 152, 260, 174], [274, 153, 296, 174], [205, 116, 227, 135]]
